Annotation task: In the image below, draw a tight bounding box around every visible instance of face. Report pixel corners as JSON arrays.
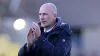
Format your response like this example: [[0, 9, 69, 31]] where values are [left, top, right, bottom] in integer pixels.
[[39, 6, 56, 28]]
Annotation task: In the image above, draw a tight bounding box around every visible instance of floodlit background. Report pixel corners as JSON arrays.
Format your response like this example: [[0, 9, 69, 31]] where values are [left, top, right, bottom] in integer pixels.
[[0, 0, 100, 56]]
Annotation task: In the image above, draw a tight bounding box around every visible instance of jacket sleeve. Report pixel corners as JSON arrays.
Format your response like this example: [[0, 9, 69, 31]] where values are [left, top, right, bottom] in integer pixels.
[[35, 31, 71, 56], [18, 43, 36, 56]]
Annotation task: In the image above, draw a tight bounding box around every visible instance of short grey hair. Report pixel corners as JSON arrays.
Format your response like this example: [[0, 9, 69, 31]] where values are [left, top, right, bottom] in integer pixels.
[[41, 3, 57, 15]]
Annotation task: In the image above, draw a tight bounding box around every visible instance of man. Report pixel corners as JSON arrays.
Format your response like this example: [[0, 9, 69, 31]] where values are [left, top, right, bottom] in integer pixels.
[[18, 3, 72, 56]]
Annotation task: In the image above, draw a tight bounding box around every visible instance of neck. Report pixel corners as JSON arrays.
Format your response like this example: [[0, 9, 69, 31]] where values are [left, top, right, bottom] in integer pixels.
[[44, 21, 56, 32], [44, 26, 52, 32]]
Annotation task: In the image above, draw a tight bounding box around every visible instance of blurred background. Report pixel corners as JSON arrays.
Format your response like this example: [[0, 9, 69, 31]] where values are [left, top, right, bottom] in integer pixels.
[[0, 0, 100, 56]]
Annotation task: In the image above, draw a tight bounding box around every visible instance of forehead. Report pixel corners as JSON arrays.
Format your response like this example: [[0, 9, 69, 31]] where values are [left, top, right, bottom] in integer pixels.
[[39, 5, 53, 14], [39, 7, 49, 13]]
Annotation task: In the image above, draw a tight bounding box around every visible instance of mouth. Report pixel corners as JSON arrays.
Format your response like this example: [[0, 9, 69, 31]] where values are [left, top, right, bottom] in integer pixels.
[[41, 21, 46, 24]]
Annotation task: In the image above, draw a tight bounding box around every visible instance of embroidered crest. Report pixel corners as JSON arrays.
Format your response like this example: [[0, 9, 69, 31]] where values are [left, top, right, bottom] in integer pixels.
[[62, 39, 66, 42]]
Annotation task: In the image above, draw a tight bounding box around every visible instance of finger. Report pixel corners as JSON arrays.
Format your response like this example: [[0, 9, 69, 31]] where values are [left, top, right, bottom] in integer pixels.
[[31, 27, 36, 33], [27, 28, 34, 41], [27, 28, 31, 41], [27, 28, 32, 36], [32, 22, 36, 29], [32, 22, 40, 32], [32, 22, 40, 29]]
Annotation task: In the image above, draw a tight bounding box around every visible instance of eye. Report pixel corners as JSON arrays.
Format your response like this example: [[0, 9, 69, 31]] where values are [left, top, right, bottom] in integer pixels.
[[39, 13, 48, 16], [39, 13, 41, 15], [43, 13, 48, 15]]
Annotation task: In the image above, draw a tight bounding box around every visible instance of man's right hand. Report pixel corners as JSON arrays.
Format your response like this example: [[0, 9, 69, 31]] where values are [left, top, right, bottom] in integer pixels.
[[26, 28, 35, 48]]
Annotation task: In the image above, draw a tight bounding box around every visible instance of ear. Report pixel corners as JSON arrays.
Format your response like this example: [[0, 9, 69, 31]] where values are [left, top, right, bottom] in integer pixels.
[[54, 14, 57, 18]]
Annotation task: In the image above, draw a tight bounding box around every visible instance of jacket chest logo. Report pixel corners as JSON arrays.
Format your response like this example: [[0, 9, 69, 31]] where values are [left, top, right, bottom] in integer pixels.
[[62, 39, 66, 42]]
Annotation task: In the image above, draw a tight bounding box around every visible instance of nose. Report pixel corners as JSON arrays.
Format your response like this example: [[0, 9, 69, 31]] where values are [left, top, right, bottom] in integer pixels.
[[39, 14, 44, 21]]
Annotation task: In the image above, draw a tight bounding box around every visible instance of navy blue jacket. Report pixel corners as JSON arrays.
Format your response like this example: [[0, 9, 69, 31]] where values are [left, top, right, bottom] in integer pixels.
[[18, 18, 72, 56]]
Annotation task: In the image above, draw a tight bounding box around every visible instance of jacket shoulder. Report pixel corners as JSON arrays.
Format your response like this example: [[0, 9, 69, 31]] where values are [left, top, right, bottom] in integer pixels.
[[60, 23, 72, 36]]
